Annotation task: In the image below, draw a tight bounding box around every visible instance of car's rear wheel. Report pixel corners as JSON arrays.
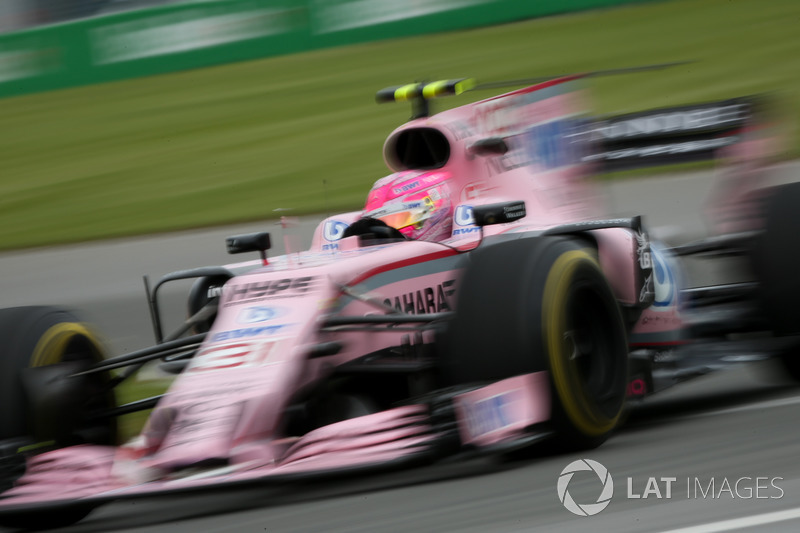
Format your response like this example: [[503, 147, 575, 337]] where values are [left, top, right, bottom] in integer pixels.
[[440, 237, 629, 450], [751, 182, 800, 381]]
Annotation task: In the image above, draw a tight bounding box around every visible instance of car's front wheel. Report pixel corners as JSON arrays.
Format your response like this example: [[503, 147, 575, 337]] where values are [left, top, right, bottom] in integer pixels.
[[0, 306, 116, 497], [440, 237, 629, 449]]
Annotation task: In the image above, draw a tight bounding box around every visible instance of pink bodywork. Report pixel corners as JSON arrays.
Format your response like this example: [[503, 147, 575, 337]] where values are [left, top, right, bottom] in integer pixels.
[[0, 76, 676, 510], [454, 374, 551, 447]]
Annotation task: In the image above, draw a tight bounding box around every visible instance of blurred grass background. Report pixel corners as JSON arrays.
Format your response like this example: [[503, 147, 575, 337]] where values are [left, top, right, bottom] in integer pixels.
[[0, 0, 797, 251]]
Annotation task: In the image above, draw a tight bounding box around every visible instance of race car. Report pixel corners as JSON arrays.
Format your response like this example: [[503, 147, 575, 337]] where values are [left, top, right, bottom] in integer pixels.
[[0, 73, 795, 530]]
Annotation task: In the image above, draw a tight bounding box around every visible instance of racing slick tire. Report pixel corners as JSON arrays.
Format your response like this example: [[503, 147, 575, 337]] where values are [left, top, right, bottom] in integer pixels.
[[751, 182, 800, 380], [440, 237, 629, 450], [0, 306, 116, 504]]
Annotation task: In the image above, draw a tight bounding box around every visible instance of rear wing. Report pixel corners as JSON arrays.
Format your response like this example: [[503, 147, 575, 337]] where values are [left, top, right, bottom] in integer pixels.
[[585, 96, 767, 172]]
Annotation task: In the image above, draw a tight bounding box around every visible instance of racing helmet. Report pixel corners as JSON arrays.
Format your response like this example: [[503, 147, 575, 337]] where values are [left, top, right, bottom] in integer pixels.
[[363, 171, 453, 242]]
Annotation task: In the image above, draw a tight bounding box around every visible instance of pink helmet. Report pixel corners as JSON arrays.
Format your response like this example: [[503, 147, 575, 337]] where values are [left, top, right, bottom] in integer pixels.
[[363, 171, 453, 242]]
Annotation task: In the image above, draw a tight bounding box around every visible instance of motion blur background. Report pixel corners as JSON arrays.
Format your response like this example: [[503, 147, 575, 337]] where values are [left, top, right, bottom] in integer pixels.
[[0, 0, 796, 250], [2, 6, 800, 531], [1, 0, 179, 31]]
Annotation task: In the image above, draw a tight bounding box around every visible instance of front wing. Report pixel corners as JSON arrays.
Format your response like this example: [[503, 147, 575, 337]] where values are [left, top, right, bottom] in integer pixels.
[[0, 374, 551, 524]]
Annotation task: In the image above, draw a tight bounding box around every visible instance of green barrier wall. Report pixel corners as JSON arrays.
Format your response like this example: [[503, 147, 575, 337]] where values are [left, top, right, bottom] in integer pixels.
[[0, 0, 651, 99]]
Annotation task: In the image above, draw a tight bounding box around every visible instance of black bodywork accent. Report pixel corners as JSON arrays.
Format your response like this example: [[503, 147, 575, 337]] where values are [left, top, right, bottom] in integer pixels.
[[472, 201, 526, 227], [226, 232, 272, 255]]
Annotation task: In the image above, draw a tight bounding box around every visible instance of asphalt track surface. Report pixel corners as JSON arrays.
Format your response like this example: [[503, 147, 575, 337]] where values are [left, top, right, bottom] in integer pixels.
[[2, 165, 800, 532]]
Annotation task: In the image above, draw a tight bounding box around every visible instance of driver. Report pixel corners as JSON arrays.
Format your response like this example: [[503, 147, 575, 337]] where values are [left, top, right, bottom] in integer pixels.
[[359, 170, 454, 242]]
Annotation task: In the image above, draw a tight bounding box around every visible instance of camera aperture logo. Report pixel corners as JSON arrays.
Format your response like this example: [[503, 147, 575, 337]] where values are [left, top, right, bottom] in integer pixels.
[[557, 459, 614, 516], [558, 460, 785, 517]]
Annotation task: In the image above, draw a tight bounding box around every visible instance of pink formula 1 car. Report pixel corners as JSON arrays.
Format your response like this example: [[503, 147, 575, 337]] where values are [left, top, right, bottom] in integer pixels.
[[0, 74, 796, 529]]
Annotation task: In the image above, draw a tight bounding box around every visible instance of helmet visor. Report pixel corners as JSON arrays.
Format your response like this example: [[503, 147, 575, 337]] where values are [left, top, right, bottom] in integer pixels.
[[368, 201, 432, 230], [376, 209, 427, 230]]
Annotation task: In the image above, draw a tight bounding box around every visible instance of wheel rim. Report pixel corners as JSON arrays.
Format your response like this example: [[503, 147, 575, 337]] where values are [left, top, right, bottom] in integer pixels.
[[565, 282, 625, 420], [543, 251, 626, 437]]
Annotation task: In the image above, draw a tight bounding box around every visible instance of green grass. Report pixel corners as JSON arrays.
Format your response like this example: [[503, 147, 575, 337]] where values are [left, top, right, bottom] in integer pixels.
[[1, 0, 798, 250], [115, 377, 171, 443]]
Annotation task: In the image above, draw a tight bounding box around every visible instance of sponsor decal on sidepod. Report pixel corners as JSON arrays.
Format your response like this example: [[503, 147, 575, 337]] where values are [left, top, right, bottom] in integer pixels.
[[237, 306, 287, 324]]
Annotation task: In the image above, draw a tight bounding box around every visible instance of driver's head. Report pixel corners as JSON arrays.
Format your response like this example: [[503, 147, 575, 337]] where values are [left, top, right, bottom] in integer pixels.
[[363, 171, 453, 242]]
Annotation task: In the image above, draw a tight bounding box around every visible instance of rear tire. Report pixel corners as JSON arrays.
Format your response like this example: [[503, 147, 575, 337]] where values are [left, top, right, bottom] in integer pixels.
[[441, 237, 628, 450], [752, 182, 800, 337], [751, 182, 800, 381]]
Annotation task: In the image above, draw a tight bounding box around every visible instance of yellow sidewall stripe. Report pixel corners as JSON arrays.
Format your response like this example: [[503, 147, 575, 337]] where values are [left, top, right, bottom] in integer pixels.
[[30, 322, 100, 367], [543, 250, 620, 437]]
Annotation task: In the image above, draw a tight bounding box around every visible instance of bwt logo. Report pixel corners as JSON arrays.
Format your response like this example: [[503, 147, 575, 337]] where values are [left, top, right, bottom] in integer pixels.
[[651, 247, 677, 309], [557, 459, 614, 516], [454, 205, 474, 226], [392, 180, 421, 195], [237, 306, 285, 324], [323, 220, 349, 241]]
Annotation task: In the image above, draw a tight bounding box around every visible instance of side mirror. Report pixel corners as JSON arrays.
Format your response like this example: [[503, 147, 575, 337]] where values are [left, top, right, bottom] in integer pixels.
[[472, 201, 526, 227], [226, 232, 271, 254], [226, 232, 271, 265]]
